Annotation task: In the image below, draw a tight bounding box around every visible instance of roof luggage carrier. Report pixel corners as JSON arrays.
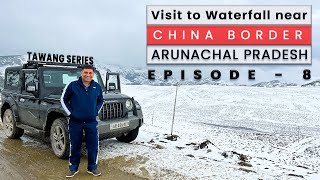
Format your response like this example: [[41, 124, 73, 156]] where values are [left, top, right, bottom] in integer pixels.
[[23, 61, 93, 69]]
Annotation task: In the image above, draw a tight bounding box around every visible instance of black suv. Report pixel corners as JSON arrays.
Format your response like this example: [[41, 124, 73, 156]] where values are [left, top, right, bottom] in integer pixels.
[[0, 61, 143, 159]]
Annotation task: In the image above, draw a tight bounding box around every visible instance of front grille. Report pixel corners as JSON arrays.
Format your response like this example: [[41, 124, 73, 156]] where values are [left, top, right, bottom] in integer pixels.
[[101, 103, 123, 120]]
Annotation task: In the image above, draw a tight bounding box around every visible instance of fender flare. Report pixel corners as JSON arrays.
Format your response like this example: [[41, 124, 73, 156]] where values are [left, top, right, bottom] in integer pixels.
[[43, 108, 68, 131], [1, 96, 19, 122]]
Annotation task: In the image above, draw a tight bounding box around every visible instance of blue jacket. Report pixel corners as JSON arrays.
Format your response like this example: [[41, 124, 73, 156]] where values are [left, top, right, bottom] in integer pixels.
[[61, 77, 104, 122]]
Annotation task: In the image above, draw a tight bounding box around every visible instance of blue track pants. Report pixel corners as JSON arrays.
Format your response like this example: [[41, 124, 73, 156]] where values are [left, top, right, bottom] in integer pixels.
[[68, 121, 99, 171]]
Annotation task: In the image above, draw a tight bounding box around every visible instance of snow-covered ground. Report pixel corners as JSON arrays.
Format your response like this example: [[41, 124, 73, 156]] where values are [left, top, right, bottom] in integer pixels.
[[0, 85, 319, 179], [98, 85, 320, 179]]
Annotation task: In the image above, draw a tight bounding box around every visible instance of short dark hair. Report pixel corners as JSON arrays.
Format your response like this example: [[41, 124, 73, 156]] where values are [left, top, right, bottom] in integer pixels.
[[81, 64, 94, 71]]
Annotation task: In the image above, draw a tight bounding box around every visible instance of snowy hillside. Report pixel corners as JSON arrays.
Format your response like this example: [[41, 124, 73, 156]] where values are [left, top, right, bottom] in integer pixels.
[[95, 64, 239, 86], [302, 80, 320, 87], [0, 56, 237, 87], [252, 80, 298, 87], [95, 63, 151, 85], [0, 55, 27, 73], [0, 82, 319, 178], [0, 55, 319, 88], [97, 85, 320, 179]]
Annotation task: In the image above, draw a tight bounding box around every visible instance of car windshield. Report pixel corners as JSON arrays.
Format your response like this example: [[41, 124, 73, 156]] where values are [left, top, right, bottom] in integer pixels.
[[43, 68, 104, 95]]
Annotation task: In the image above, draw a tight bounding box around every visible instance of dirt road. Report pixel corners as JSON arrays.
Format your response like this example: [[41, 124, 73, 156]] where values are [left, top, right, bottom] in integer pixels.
[[0, 126, 145, 180]]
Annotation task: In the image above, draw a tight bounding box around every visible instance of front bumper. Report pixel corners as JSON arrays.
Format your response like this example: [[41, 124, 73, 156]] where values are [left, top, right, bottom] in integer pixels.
[[97, 115, 143, 139]]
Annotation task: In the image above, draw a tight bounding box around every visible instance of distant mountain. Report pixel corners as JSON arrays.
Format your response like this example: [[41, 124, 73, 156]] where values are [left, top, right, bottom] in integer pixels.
[[0, 56, 238, 87], [95, 64, 242, 86], [301, 80, 320, 87], [95, 64, 151, 85], [252, 80, 297, 87], [0, 55, 317, 89], [0, 55, 26, 65], [0, 55, 27, 72]]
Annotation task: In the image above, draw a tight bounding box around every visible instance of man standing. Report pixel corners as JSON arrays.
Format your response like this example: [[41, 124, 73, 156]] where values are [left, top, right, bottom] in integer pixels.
[[61, 65, 104, 178]]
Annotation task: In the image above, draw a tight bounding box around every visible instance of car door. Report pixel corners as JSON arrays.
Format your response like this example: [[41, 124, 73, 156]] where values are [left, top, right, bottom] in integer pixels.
[[17, 69, 41, 129]]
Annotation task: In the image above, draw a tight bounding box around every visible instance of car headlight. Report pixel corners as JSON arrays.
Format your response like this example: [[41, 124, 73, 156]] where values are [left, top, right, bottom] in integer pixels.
[[126, 99, 133, 110]]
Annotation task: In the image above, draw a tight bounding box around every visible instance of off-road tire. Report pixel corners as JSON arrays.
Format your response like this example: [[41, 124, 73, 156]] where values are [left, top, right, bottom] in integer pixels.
[[2, 109, 24, 138], [50, 118, 70, 159]]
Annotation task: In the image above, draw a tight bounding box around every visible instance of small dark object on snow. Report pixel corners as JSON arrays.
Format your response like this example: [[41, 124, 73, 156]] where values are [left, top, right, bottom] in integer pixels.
[[288, 174, 304, 178], [155, 144, 165, 149], [186, 142, 197, 146], [231, 151, 241, 156], [148, 139, 155, 144], [239, 154, 248, 162], [199, 140, 213, 149], [165, 134, 179, 141], [186, 154, 195, 158], [238, 161, 252, 167], [296, 165, 309, 169], [221, 152, 228, 158], [239, 168, 256, 173], [176, 146, 185, 150]]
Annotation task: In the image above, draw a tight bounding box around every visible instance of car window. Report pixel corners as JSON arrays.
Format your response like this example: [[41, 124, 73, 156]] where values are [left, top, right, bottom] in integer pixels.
[[43, 69, 102, 95], [107, 75, 118, 90], [6, 70, 20, 88], [24, 71, 37, 85], [22, 70, 38, 93], [43, 70, 100, 87]]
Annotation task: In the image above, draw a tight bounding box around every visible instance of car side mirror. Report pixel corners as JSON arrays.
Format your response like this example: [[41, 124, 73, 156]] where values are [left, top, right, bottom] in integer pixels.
[[26, 82, 38, 97], [109, 83, 116, 91]]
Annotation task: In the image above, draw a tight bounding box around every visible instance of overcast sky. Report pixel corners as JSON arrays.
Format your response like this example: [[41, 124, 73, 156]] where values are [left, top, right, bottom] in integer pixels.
[[0, 0, 318, 83]]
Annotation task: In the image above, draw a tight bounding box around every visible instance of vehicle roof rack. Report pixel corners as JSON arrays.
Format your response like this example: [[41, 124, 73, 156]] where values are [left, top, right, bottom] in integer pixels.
[[23, 61, 93, 69]]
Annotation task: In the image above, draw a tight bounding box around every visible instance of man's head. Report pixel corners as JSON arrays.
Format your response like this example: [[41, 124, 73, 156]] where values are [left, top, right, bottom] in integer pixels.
[[81, 65, 94, 83]]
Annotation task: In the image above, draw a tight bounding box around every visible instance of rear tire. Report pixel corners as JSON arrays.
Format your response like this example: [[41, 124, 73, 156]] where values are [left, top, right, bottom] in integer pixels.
[[116, 127, 139, 143], [2, 109, 24, 139], [50, 118, 70, 159]]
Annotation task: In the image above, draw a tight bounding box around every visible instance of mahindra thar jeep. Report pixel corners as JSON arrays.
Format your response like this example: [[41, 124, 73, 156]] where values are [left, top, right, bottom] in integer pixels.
[[0, 61, 143, 159]]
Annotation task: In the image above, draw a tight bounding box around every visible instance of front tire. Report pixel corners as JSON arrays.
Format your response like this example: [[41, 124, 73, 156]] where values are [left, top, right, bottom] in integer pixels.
[[2, 109, 24, 139], [50, 118, 70, 159], [116, 127, 139, 143]]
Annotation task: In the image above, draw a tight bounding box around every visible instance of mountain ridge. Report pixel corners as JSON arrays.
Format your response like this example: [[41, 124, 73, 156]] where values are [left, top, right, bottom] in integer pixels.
[[0, 55, 319, 89]]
